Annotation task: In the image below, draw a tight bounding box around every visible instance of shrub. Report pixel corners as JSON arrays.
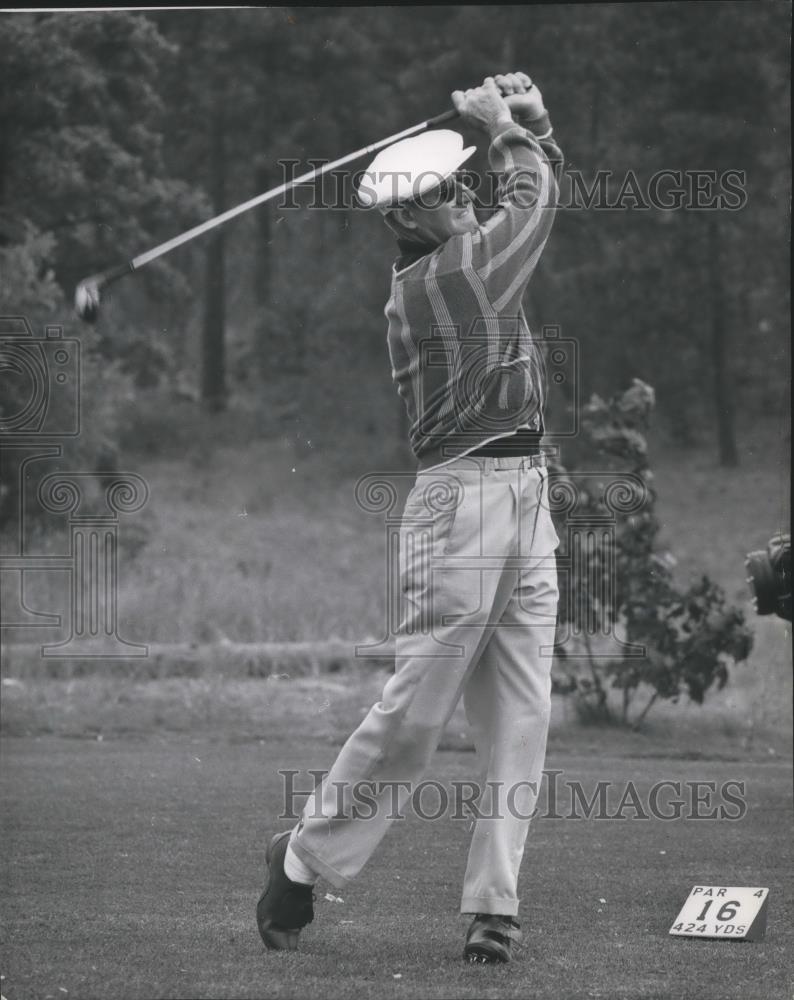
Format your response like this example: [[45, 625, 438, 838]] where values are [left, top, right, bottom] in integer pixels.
[[0, 237, 136, 534], [551, 379, 754, 729]]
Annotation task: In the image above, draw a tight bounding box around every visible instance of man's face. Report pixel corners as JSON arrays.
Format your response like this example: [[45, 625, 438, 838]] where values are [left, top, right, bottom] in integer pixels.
[[394, 176, 479, 244]]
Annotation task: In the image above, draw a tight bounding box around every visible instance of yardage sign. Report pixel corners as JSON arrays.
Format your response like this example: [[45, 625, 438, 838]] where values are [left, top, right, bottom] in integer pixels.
[[669, 886, 769, 941]]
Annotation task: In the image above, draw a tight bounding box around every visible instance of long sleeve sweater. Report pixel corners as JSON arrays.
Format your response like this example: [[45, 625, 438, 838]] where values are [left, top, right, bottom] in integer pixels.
[[384, 114, 563, 471]]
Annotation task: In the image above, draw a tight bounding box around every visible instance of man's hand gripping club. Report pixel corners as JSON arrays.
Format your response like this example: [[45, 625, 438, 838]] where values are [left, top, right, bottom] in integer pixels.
[[451, 73, 546, 133]]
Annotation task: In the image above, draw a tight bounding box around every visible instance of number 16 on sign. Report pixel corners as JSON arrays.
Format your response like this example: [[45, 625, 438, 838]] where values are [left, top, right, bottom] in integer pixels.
[[669, 886, 769, 941]]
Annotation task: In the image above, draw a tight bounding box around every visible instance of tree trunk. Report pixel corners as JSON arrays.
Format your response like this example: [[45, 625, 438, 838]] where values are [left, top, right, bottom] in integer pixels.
[[202, 97, 227, 412], [255, 162, 274, 378], [707, 217, 738, 466], [631, 691, 658, 731]]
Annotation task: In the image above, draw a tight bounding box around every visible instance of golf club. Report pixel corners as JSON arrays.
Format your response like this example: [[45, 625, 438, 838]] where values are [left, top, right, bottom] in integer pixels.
[[74, 108, 459, 323]]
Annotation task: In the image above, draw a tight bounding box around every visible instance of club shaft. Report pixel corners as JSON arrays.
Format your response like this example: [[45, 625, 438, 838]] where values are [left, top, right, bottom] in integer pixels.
[[129, 108, 458, 273]]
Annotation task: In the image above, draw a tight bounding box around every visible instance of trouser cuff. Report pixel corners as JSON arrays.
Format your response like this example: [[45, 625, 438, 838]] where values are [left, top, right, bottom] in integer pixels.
[[461, 896, 519, 916], [289, 838, 349, 891]]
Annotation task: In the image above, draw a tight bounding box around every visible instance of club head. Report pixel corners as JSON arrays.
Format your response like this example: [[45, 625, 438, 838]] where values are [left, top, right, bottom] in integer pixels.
[[74, 277, 102, 324]]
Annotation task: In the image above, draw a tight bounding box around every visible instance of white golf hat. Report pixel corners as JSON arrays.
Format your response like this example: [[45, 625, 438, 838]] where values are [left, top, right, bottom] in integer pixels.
[[357, 129, 476, 211]]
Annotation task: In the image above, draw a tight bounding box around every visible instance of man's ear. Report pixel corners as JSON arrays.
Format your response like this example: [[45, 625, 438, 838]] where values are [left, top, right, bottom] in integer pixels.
[[392, 205, 419, 230]]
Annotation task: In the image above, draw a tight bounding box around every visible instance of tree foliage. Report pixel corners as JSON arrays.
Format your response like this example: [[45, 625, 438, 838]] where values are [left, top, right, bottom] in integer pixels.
[[3, 6, 788, 444], [0, 6, 783, 705]]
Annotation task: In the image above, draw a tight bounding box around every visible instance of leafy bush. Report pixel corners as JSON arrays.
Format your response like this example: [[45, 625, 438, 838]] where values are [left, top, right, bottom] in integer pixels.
[[0, 238, 135, 533], [551, 379, 754, 728]]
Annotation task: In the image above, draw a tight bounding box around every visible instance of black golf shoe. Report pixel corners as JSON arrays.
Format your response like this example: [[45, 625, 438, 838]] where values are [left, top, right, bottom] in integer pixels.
[[463, 913, 522, 964], [256, 831, 315, 951]]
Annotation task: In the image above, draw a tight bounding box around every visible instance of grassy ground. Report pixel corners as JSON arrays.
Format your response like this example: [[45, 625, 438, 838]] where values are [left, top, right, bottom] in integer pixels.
[[7, 415, 789, 648], [3, 414, 791, 741], [1, 655, 791, 759], [1, 735, 792, 1000], [1, 417, 790, 998], [648, 417, 790, 606]]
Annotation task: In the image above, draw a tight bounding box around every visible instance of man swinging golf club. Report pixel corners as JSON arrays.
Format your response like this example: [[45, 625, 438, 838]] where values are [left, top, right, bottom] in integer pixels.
[[257, 72, 564, 964]]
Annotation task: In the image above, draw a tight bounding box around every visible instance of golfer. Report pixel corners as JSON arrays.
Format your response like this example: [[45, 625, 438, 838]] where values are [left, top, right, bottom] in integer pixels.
[[258, 72, 564, 964]]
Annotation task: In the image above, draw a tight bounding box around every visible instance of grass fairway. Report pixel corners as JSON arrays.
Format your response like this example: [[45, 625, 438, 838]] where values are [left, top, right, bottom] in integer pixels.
[[1, 419, 789, 998], [1, 734, 792, 1000]]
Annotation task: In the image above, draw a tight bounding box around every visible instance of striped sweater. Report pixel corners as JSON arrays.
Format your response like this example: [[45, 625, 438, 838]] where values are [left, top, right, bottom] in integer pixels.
[[384, 116, 563, 471]]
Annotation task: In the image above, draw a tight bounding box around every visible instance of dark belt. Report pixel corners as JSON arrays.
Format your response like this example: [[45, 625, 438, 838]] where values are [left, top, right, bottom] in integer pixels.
[[468, 429, 543, 458]]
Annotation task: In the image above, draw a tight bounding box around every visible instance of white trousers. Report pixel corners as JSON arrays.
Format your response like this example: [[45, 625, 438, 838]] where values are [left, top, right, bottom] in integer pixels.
[[291, 453, 560, 916]]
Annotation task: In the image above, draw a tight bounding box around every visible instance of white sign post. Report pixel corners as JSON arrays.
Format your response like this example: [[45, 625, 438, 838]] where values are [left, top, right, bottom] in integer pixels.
[[669, 886, 769, 941]]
